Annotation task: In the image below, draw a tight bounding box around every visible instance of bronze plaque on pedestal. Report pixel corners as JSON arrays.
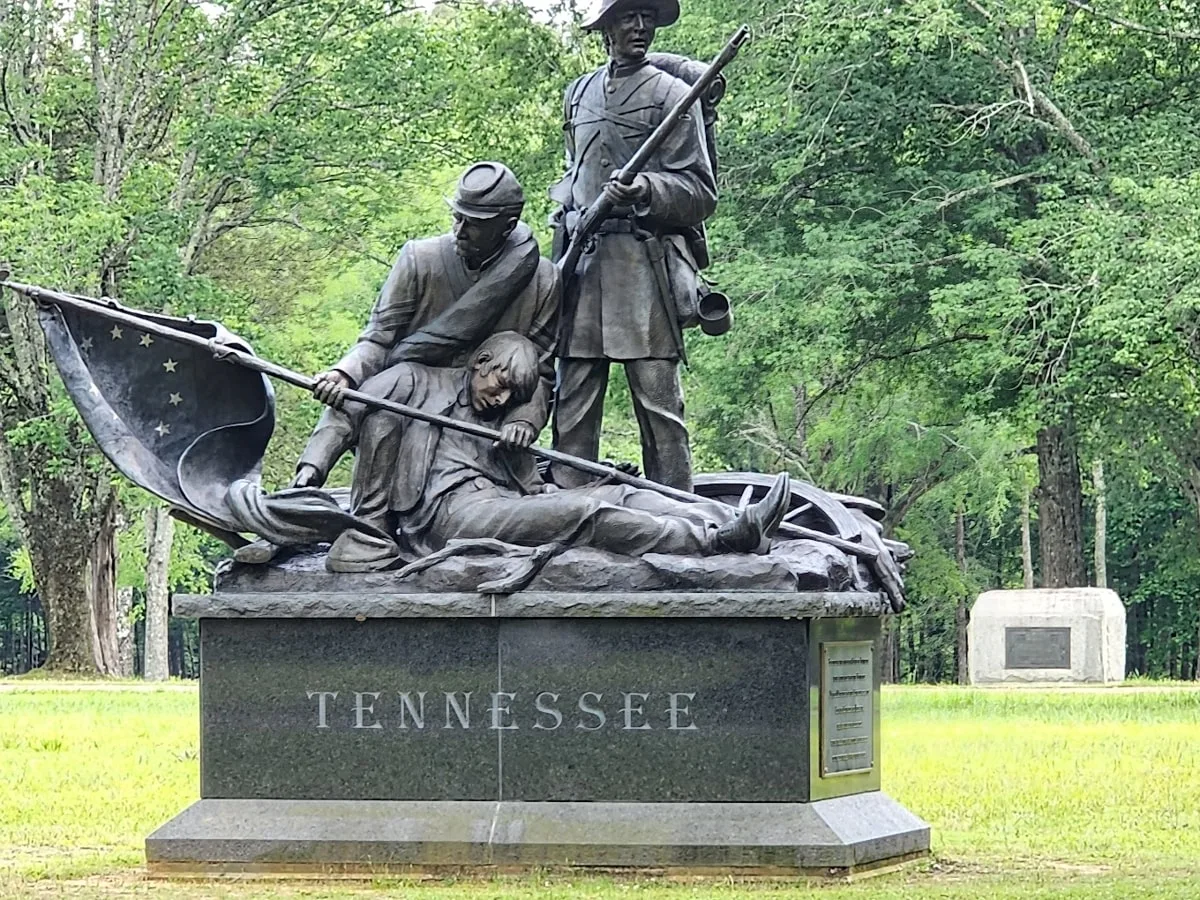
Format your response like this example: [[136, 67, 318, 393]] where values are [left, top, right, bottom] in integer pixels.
[[820, 640, 875, 777]]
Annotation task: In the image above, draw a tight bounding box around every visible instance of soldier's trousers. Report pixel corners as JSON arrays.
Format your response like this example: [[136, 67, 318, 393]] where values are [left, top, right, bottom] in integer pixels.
[[435, 484, 732, 556], [552, 357, 692, 491]]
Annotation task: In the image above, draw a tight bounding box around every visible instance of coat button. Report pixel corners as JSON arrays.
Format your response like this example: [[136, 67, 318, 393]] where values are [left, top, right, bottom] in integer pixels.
[[606, 84, 616, 92], [600, 157, 610, 167]]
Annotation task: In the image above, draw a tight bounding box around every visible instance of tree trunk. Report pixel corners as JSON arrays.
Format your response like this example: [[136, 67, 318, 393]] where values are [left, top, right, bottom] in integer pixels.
[[882, 619, 900, 684], [792, 383, 810, 471], [143, 505, 174, 682], [1021, 489, 1035, 589], [24, 598, 32, 671], [1092, 459, 1107, 588], [115, 587, 135, 677], [33, 494, 121, 675], [88, 501, 121, 675], [38, 553, 97, 672], [1036, 423, 1087, 588], [955, 509, 969, 685]]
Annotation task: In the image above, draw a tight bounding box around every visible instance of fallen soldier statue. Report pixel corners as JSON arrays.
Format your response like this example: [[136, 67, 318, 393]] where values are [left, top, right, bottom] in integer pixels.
[[300, 332, 791, 571]]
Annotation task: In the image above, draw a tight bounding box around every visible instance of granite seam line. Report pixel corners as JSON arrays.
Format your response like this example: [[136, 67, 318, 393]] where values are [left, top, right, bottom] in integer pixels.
[[496, 632, 504, 802], [487, 801, 501, 856]]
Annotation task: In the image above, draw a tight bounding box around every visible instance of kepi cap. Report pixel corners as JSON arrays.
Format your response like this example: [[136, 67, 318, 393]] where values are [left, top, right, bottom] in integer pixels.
[[447, 162, 525, 220]]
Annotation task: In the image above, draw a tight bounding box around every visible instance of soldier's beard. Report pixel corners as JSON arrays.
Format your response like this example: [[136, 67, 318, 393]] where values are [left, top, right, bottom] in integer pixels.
[[455, 240, 479, 264], [455, 231, 508, 269]]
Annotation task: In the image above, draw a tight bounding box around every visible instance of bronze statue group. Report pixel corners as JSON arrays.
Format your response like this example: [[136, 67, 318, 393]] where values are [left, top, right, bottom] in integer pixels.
[[239, 0, 790, 572], [2, 0, 912, 604]]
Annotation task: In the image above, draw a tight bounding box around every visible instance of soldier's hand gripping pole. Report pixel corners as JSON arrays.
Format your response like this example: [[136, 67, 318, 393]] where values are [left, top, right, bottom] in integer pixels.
[[556, 24, 750, 282]]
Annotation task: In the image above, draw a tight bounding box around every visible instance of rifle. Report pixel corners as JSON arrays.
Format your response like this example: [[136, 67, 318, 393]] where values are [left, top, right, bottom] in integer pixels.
[[556, 24, 750, 283]]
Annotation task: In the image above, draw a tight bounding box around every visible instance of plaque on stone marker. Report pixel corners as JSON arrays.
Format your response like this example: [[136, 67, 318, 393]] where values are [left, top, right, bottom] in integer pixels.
[[820, 640, 874, 777], [1004, 626, 1071, 669]]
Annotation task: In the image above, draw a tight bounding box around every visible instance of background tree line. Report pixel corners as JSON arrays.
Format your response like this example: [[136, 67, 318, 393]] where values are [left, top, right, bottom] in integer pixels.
[[1, 0, 1197, 681]]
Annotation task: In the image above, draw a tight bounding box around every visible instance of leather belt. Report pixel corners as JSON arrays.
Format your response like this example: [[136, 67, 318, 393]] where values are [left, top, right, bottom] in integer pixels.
[[561, 210, 644, 237], [593, 217, 638, 235]]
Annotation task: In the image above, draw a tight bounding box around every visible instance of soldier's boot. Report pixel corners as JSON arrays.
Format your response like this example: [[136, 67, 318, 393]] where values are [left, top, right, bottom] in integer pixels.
[[326, 524, 403, 573], [713, 472, 791, 554], [232, 538, 282, 565]]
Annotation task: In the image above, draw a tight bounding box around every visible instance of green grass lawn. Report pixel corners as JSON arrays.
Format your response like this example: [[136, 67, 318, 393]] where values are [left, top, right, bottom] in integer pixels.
[[1, 681, 1198, 898]]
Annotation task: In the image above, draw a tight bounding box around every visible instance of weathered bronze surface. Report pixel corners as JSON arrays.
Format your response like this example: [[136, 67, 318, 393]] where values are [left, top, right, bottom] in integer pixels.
[[548, 4, 725, 492], [1005, 626, 1072, 669], [308, 333, 793, 573], [296, 161, 559, 494], [8, 275, 909, 602]]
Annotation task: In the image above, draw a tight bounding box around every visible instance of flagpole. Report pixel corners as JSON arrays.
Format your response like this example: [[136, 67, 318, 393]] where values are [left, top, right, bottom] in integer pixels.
[[0, 278, 879, 563]]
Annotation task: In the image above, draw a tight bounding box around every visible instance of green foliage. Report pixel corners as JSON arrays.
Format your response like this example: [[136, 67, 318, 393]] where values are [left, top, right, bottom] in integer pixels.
[[4, 0, 1200, 679], [1107, 470, 1200, 678], [114, 488, 227, 595], [0, 0, 587, 608], [665, 0, 1200, 676]]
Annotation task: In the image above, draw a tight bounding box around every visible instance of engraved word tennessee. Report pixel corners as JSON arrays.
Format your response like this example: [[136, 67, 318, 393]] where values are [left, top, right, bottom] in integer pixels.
[[305, 690, 699, 732]]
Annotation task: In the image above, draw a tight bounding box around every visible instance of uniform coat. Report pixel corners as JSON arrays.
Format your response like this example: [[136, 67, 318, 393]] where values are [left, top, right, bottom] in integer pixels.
[[550, 59, 716, 360], [298, 224, 560, 480], [549, 57, 716, 491]]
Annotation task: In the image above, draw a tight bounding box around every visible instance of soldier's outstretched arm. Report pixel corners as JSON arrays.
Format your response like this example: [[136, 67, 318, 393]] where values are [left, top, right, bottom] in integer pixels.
[[294, 249, 416, 487], [294, 363, 420, 489], [332, 243, 421, 387]]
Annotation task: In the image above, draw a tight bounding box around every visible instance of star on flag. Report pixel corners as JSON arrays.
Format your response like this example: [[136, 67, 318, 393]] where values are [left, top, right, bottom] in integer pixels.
[[156, 361, 180, 437], [47, 299, 275, 528]]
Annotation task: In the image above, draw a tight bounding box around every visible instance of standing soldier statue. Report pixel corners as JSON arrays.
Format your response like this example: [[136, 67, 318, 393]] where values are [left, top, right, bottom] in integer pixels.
[[549, 0, 721, 492]]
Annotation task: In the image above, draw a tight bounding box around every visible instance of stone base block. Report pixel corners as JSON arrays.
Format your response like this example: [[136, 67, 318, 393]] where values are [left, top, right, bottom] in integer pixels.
[[968, 588, 1126, 684], [146, 795, 930, 878]]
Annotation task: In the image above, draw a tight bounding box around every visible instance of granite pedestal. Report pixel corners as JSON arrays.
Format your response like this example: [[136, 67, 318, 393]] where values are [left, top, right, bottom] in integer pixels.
[[148, 578, 929, 877], [968, 588, 1126, 684]]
